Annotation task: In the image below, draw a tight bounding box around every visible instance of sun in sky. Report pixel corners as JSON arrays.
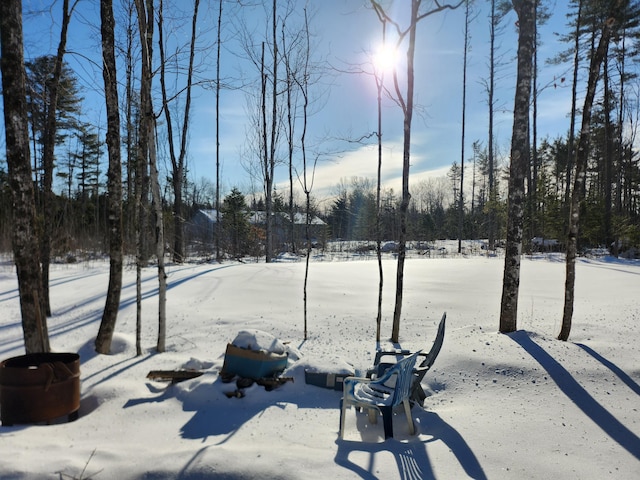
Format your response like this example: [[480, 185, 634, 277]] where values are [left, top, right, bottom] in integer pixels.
[[373, 43, 400, 75]]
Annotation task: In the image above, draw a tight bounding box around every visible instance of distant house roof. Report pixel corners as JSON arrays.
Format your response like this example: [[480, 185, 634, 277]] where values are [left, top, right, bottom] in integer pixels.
[[193, 209, 325, 226], [197, 209, 219, 222], [281, 212, 326, 226]]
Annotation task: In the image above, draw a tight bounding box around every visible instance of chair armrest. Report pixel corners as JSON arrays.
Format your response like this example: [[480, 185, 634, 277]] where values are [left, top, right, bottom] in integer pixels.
[[374, 351, 428, 366], [343, 376, 372, 385], [342, 376, 374, 398]]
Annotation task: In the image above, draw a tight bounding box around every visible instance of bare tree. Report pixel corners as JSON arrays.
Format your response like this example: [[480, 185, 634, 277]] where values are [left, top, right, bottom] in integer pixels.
[[560, 3, 621, 341], [527, 1, 551, 251], [563, 0, 583, 228], [95, 0, 124, 354], [370, 0, 463, 343], [0, 0, 50, 353], [134, 0, 168, 353], [282, 11, 298, 256], [215, 0, 223, 261], [239, 0, 298, 262], [40, 0, 78, 316], [371, 10, 388, 344], [158, 0, 201, 264], [120, 0, 139, 255], [265, 0, 279, 262], [125, 0, 146, 357], [458, 0, 472, 254], [296, 8, 313, 340], [485, 0, 510, 251]]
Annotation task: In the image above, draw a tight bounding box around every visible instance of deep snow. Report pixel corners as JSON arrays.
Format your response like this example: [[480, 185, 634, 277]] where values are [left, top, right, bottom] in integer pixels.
[[0, 249, 639, 479]]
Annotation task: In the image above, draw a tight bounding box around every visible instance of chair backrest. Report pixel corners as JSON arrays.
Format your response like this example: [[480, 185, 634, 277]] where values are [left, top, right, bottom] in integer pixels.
[[420, 312, 446, 369], [374, 350, 422, 407]]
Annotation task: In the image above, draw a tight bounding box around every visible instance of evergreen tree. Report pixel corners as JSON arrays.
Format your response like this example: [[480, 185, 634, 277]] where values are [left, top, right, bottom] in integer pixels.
[[221, 188, 251, 258], [25, 55, 82, 182]]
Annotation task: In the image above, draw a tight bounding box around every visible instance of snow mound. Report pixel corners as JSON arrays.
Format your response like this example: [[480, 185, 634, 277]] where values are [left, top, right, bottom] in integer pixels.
[[290, 354, 355, 375], [230, 329, 286, 354], [182, 357, 214, 370]]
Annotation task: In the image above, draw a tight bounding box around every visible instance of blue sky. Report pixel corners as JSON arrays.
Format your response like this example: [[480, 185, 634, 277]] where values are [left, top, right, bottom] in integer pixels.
[[4, 0, 574, 204]]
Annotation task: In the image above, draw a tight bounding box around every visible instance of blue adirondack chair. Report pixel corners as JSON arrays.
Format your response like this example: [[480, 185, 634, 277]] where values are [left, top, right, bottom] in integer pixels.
[[339, 350, 422, 439], [370, 312, 446, 406]]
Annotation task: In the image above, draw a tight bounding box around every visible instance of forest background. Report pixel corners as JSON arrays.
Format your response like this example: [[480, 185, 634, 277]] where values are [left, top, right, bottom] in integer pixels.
[[1, 0, 638, 262]]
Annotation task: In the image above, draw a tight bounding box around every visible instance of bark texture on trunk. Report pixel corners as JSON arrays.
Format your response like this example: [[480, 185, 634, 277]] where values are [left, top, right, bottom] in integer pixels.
[[499, 0, 535, 333], [0, 0, 50, 353], [95, 0, 123, 354]]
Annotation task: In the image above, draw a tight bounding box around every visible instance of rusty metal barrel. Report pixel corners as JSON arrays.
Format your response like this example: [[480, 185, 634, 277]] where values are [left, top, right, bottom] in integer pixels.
[[0, 352, 80, 426]]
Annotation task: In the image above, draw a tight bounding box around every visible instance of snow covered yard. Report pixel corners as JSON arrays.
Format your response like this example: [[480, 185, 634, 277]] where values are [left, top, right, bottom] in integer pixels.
[[0, 254, 638, 479]]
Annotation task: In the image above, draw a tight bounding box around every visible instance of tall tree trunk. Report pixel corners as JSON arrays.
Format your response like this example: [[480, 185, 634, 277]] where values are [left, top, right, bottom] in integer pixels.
[[499, 0, 535, 334], [488, 0, 498, 251], [136, 0, 167, 353], [95, 0, 123, 354], [215, 0, 223, 261], [129, 0, 144, 357], [172, 174, 184, 263], [603, 53, 613, 254], [41, 0, 75, 317], [370, 8, 388, 344], [150, 117, 167, 352], [0, 0, 50, 353], [124, 0, 136, 256], [559, 8, 618, 341], [615, 27, 626, 221], [458, 0, 470, 254], [375, 31, 386, 345], [371, 0, 463, 342], [267, 0, 278, 263], [391, 0, 419, 343], [565, 0, 582, 231], [297, 7, 312, 340], [260, 42, 272, 262], [529, 0, 538, 248], [282, 22, 295, 256]]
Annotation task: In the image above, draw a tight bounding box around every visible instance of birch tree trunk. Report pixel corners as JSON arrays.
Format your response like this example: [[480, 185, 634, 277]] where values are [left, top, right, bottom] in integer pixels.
[[135, 0, 167, 352], [499, 0, 535, 333], [95, 0, 124, 354], [0, 0, 50, 353]]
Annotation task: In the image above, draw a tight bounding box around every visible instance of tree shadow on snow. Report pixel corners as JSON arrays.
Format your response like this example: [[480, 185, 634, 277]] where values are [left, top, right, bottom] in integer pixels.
[[334, 408, 487, 480], [575, 343, 640, 396], [509, 330, 640, 461]]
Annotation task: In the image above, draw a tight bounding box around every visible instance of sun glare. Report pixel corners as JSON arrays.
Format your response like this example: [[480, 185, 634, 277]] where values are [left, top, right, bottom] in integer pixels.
[[373, 44, 399, 73]]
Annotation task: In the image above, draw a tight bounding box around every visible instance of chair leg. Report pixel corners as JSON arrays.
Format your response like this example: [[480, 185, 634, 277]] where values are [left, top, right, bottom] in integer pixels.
[[403, 399, 415, 435], [410, 383, 427, 407], [367, 408, 377, 424], [381, 406, 393, 439], [339, 398, 346, 439]]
